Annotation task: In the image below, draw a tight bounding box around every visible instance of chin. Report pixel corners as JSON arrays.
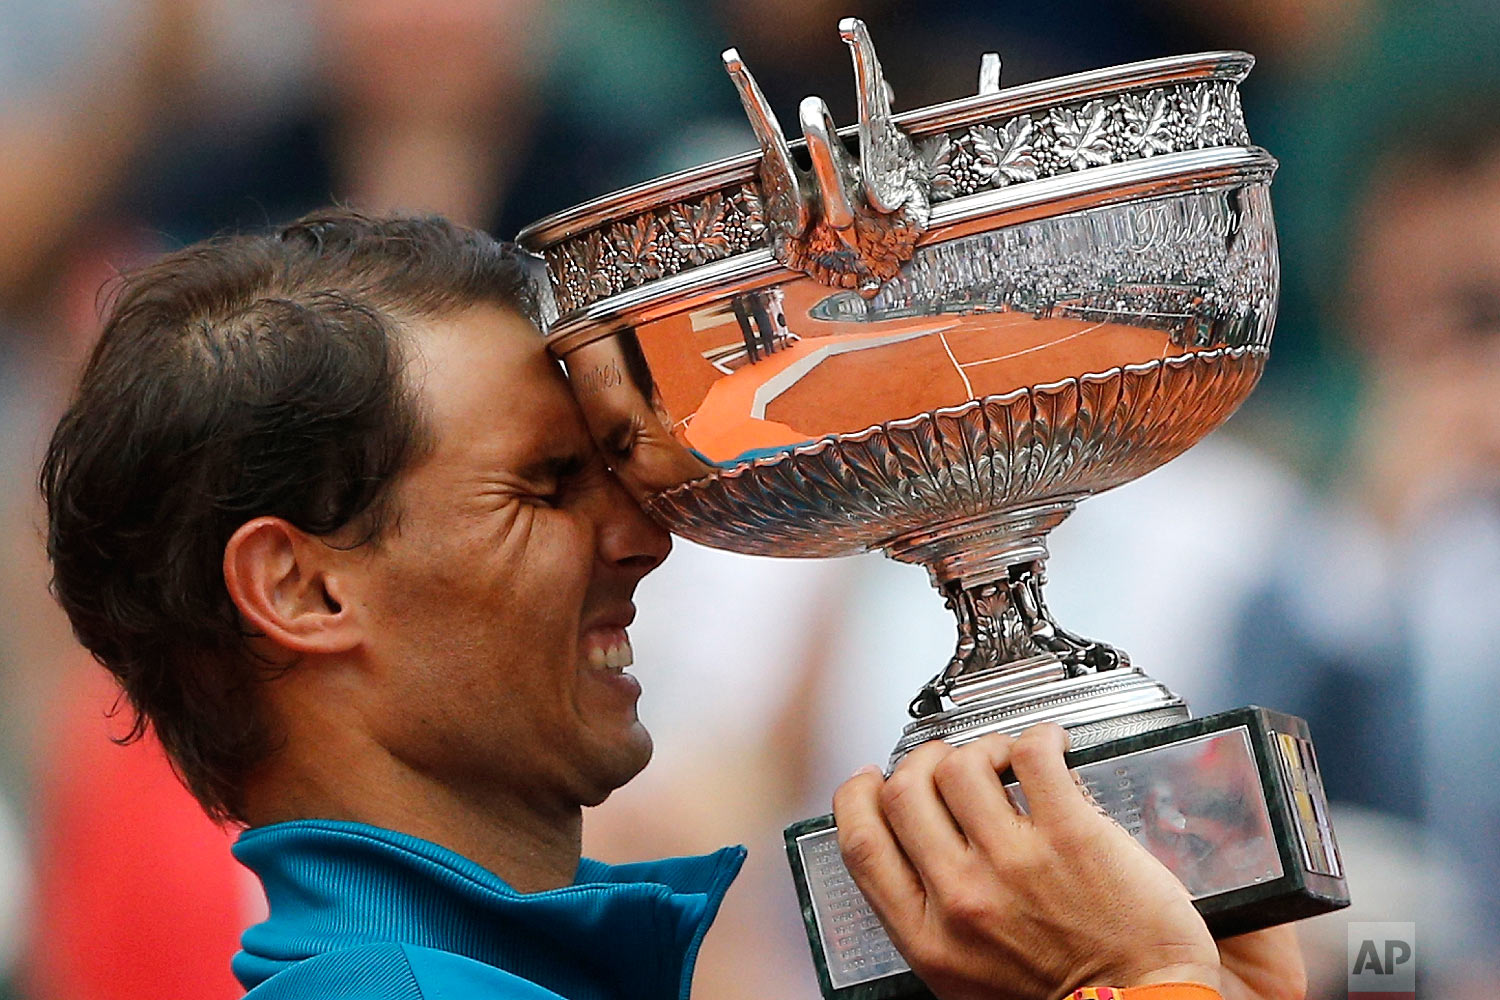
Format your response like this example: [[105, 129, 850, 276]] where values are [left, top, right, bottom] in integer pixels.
[[579, 725, 653, 807]]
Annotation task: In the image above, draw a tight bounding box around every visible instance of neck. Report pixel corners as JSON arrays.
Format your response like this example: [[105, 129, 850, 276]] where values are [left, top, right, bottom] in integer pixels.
[[241, 733, 583, 893]]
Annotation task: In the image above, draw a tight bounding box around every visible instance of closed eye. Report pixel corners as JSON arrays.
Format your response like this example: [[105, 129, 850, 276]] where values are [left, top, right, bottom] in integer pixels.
[[600, 415, 642, 465], [519, 451, 600, 507]]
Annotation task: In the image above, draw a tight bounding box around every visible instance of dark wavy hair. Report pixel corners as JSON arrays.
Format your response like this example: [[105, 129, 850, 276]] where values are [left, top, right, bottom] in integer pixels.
[[40, 210, 532, 822]]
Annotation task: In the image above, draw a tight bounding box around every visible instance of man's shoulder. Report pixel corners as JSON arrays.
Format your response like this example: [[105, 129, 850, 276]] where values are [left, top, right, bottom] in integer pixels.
[[241, 942, 567, 1000]]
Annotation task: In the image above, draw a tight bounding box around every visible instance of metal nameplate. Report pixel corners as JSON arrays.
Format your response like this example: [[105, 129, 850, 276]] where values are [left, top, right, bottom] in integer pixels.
[[1006, 726, 1284, 898], [795, 827, 911, 989]]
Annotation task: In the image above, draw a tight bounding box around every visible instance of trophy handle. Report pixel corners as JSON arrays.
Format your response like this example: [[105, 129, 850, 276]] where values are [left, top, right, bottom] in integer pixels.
[[839, 16, 910, 214], [799, 96, 859, 233], [723, 20, 931, 296], [721, 47, 810, 241], [977, 52, 1003, 95]]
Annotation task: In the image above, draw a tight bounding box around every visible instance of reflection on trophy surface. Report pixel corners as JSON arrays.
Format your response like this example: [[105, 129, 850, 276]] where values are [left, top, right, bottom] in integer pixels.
[[565, 333, 713, 497], [519, 17, 1346, 1000]]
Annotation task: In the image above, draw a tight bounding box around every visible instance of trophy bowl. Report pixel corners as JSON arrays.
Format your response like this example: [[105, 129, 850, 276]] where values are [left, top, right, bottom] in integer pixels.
[[520, 20, 1342, 999], [520, 24, 1277, 746]]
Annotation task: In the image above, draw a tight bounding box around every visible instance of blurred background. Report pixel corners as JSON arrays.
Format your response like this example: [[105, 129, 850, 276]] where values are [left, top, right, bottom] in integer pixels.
[[2, 0, 1497, 997]]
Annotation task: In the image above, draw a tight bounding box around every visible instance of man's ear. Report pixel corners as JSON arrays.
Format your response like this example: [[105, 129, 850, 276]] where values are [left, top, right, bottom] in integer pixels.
[[223, 517, 362, 656]]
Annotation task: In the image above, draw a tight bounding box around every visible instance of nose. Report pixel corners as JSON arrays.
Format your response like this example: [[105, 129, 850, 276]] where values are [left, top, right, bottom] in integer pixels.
[[596, 468, 672, 578]]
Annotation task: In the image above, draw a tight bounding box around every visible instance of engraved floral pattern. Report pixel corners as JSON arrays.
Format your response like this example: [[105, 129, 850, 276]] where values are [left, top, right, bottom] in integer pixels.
[[1119, 90, 1174, 157], [668, 193, 731, 267], [1047, 100, 1114, 171], [914, 133, 956, 201], [548, 187, 772, 313], [540, 77, 1253, 314], [1182, 83, 1227, 148], [1219, 82, 1250, 145], [580, 231, 617, 299], [550, 241, 589, 314], [609, 213, 668, 286], [724, 184, 768, 246], [970, 116, 1039, 186]]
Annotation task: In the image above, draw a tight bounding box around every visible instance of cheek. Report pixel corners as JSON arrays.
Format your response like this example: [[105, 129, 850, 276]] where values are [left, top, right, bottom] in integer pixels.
[[523, 505, 599, 592], [358, 504, 600, 689]]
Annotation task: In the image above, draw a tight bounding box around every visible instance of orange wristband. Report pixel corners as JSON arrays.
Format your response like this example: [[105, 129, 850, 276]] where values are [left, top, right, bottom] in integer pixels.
[[1070, 983, 1222, 1000]]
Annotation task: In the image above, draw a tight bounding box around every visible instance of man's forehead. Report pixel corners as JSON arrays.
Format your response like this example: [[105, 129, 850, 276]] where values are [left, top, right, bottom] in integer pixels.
[[405, 304, 590, 457], [403, 306, 555, 396], [404, 303, 549, 366]]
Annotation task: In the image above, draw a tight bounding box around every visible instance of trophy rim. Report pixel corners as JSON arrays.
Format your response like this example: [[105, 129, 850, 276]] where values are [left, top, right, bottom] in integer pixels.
[[540, 146, 1277, 358], [515, 49, 1254, 251]]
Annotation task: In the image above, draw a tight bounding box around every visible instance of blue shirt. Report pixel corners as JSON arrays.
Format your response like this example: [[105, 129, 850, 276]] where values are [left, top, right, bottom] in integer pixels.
[[232, 820, 746, 1000]]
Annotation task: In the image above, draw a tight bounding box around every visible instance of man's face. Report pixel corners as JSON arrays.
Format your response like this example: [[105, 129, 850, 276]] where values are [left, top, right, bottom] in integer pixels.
[[348, 304, 670, 814]]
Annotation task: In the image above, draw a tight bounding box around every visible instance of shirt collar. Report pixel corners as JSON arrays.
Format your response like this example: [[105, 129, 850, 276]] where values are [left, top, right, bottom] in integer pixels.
[[232, 819, 745, 1000]]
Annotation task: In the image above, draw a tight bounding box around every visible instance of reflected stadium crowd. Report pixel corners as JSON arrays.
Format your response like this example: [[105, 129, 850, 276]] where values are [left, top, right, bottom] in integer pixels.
[[0, 1, 1497, 998], [813, 192, 1272, 352]]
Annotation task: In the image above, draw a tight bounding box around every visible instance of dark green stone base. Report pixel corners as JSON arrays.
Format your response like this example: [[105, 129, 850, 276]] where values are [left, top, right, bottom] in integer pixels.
[[784, 706, 1350, 1000]]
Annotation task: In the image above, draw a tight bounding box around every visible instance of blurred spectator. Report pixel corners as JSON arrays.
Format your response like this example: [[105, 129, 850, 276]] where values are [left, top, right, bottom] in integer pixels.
[[26, 668, 254, 1000], [124, 0, 739, 242], [6, 1, 1496, 999], [1225, 0, 1500, 989]]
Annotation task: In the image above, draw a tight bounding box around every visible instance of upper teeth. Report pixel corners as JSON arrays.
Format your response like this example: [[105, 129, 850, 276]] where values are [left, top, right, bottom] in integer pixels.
[[589, 638, 634, 671]]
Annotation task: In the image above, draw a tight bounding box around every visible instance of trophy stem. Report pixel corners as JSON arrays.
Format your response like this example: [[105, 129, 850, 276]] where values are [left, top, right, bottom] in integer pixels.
[[886, 499, 1123, 715], [883, 502, 1188, 762], [884, 497, 1080, 589], [903, 561, 1129, 717]]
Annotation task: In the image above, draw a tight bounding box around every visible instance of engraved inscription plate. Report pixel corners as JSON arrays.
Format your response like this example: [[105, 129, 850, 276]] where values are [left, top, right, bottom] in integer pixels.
[[796, 827, 913, 989], [1273, 731, 1343, 878]]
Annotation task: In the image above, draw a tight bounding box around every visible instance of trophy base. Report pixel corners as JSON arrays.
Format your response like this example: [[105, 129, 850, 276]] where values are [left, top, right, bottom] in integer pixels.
[[784, 707, 1349, 1000], [890, 664, 1190, 763]]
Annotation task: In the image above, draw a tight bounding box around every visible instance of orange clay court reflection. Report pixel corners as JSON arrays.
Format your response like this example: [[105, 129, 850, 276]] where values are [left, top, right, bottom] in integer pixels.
[[620, 277, 1194, 468], [559, 192, 1269, 482]]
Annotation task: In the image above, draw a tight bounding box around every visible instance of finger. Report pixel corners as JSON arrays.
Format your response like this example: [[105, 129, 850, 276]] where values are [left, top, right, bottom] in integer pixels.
[[833, 767, 924, 931], [1008, 723, 1098, 830], [930, 733, 1027, 852], [879, 740, 969, 877]]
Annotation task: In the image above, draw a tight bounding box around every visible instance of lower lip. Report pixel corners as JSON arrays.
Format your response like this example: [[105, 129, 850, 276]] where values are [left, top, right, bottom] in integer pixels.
[[595, 669, 642, 700]]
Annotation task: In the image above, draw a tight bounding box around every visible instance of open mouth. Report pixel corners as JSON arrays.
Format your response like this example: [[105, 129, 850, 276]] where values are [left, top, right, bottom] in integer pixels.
[[584, 629, 634, 673]]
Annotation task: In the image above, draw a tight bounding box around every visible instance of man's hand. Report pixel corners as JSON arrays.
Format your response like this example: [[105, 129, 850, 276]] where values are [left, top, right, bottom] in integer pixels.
[[833, 725, 1221, 1000], [1217, 926, 1306, 1000]]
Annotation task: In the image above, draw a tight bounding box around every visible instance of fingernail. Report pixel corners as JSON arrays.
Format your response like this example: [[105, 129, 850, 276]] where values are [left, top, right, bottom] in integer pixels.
[[850, 764, 883, 779]]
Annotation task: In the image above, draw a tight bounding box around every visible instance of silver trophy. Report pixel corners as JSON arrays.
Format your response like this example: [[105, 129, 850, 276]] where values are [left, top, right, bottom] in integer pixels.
[[519, 20, 1346, 1000]]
